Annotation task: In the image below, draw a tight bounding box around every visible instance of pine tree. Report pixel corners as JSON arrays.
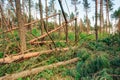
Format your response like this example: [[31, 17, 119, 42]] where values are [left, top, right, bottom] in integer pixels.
[[83, 0, 90, 34]]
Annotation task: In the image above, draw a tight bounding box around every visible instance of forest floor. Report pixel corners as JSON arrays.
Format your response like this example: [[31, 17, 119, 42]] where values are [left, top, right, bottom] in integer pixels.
[[0, 28, 120, 80]]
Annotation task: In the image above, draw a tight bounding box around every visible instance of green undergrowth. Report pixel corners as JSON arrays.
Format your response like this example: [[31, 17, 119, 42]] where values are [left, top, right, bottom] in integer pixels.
[[0, 32, 120, 80], [0, 48, 77, 79], [66, 33, 120, 80]]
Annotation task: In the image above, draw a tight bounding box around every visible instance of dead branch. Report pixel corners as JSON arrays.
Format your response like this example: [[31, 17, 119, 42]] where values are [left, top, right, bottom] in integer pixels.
[[0, 58, 79, 80], [0, 47, 75, 64]]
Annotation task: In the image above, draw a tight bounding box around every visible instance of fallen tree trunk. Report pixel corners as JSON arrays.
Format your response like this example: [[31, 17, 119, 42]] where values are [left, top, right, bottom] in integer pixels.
[[29, 18, 75, 43], [0, 47, 75, 64], [0, 58, 79, 80], [32, 40, 66, 45]]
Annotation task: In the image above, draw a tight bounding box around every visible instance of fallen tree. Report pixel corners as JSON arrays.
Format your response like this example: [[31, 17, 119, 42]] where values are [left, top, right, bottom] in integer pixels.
[[0, 47, 75, 64], [0, 58, 79, 80], [29, 18, 76, 43], [31, 40, 66, 45]]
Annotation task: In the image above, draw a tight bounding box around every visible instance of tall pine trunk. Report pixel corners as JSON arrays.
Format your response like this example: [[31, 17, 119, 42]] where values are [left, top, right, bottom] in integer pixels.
[[39, 0, 44, 35], [15, 0, 26, 53], [100, 0, 104, 34], [45, 0, 48, 31], [95, 0, 98, 41], [106, 0, 110, 33], [28, 0, 31, 29], [86, 9, 89, 34]]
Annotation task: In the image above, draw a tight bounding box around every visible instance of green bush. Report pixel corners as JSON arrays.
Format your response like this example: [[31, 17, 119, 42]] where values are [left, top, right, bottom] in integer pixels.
[[67, 48, 110, 80], [0, 52, 4, 58], [55, 42, 66, 47], [68, 33, 75, 41], [32, 28, 40, 37], [87, 41, 106, 51], [111, 57, 120, 67]]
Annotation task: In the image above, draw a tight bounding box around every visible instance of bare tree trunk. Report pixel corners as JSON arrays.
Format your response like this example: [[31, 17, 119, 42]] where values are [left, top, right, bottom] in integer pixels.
[[100, 0, 104, 34], [0, 58, 79, 80], [79, 19, 83, 32], [106, 0, 110, 34], [0, 47, 75, 64], [28, 0, 31, 29], [86, 9, 89, 34], [45, 0, 48, 31], [95, 0, 98, 41], [118, 18, 120, 32], [15, 0, 26, 53], [39, 0, 44, 35]]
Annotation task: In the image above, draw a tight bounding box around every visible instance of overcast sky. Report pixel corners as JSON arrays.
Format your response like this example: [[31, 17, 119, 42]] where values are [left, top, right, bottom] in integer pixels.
[[35, 0, 120, 26]]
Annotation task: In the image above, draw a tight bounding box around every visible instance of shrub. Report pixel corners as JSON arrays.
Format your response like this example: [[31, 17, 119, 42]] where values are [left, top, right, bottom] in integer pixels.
[[32, 28, 40, 37], [0, 52, 4, 58]]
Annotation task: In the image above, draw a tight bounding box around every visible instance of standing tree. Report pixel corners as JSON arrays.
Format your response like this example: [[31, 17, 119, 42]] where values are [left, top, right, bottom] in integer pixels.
[[71, 0, 80, 17], [39, 0, 44, 35], [100, 0, 104, 34], [83, 0, 90, 34], [15, 0, 26, 53], [28, 0, 32, 29], [112, 7, 120, 33], [95, 0, 98, 41], [104, 0, 113, 33], [45, 0, 48, 31]]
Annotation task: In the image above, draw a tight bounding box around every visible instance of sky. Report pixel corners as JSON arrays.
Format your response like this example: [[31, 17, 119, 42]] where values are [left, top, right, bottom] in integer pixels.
[[35, 0, 120, 26]]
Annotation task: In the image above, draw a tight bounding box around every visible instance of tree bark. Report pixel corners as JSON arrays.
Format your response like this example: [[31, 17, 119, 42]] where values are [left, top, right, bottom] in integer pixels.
[[86, 9, 90, 34], [45, 0, 48, 32], [106, 0, 110, 33], [0, 47, 75, 64], [100, 0, 104, 34], [0, 58, 79, 80], [28, 0, 31, 29], [95, 0, 98, 41], [79, 19, 83, 32], [15, 0, 26, 53], [39, 0, 44, 35]]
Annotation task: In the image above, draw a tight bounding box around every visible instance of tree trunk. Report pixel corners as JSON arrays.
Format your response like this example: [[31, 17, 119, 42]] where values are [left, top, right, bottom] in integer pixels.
[[100, 0, 104, 34], [28, 0, 31, 29], [79, 19, 83, 32], [0, 58, 79, 80], [39, 0, 44, 35], [0, 47, 75, 64], [15, 0, 26, 53], [45, 0, 48, 31], [106, 0, 110, 33], [95, 0, 98, 41], [86, 9, 89, 34]]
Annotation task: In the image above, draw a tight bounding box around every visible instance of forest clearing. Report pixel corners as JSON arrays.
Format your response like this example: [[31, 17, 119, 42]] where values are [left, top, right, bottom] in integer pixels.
[[0, 0, 120, 80]]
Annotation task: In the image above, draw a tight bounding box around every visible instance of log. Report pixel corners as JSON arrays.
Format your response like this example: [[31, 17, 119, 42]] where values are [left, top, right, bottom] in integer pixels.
[[29, 18, 75, 43], [32, 40, 66, 45], [0, 58, 79, 80], [0, 47, 75, 64]]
